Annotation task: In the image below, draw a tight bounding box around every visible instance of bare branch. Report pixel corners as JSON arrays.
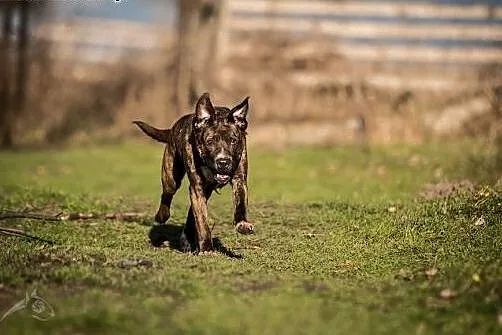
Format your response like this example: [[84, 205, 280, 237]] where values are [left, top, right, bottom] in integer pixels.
[[0, 227, 55, 244], [0, 211, 148, 222], [0, 211, 64, 221], [0, 211, 150, 244]]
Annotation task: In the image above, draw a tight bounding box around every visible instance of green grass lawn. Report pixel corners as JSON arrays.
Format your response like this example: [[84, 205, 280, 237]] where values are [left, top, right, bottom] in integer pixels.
[[0, 140, 501, 334]]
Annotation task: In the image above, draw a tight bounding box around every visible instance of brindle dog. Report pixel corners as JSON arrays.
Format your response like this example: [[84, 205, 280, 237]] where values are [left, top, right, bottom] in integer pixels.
[[133, 93, 253, 253]]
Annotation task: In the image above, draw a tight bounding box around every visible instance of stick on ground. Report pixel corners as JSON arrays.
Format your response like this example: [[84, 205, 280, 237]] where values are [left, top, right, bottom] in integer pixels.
[[0, 211, 148, 222], [0, 211, 149, 244], [0, 227, 55, 244]]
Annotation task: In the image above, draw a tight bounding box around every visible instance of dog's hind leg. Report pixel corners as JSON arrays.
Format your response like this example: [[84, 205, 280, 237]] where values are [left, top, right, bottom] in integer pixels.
[[155, 146, 185, 224]]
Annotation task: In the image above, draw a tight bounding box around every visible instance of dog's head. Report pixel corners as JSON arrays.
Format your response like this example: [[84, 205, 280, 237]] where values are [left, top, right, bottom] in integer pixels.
[[192, 93, 249, 186]]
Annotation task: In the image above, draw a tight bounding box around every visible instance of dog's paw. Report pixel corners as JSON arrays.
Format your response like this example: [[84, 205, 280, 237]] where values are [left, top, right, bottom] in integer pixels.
[[236, 221, 254, 235], [198, 239, 214, 254], [155, 206, 170, 224], [179, 232, 192, 253], [199, 251, 217, 256]]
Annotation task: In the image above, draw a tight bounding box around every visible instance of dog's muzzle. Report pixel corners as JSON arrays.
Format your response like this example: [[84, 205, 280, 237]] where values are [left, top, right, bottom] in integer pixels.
[[213, 157, 232, 185], [201, 166, 231, 186], [214, 174, 231, 184], [215, 157, 232, 174]]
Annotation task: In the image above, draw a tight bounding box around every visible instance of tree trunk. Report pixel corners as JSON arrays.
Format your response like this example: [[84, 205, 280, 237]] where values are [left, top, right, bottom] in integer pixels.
[[197, 0, 224, 94], [174, 0, 201, 116], [174, 0, 224, 115], [0, 2, 13, 148], [0, 0, 30, 148], [14, 0, 30, 133]]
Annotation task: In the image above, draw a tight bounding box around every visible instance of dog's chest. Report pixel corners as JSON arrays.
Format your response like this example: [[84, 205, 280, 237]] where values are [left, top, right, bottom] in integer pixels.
[[200, 166, 230, 188], [200, 166, 214, 182]]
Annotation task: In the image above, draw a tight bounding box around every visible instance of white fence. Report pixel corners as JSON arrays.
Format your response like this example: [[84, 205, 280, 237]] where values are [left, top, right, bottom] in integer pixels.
[[222, 0, 502, 92], [226, 0, 502, 64]]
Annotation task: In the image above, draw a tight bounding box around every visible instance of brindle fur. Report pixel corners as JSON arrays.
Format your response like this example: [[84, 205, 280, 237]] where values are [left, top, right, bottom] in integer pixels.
[[133, 93, 253, 253]]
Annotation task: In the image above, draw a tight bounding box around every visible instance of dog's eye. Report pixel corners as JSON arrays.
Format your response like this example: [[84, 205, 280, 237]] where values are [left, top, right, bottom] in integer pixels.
[[206, 138, 214, 145], [230, 138, 237, 145]]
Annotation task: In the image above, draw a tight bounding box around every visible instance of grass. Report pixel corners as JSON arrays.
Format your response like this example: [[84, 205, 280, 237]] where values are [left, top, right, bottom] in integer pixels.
[[0, 140, 501, 334]]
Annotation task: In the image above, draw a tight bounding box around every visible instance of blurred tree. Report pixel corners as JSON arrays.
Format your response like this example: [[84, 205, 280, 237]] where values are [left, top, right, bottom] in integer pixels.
[[175, 0, 201, 115], [14, 0, 30, 144], [175, 0, 224, 115], [0, 1, 13, 148], [0, 0, 49, 148]]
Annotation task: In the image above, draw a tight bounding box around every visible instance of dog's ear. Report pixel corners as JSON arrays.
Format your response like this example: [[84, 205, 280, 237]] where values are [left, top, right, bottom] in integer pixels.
[[194, 92, 215, 129], [231, 96, 249, 130]]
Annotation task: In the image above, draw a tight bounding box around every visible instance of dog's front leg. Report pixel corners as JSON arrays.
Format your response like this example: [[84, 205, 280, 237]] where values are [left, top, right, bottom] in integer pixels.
[[180, 141, 214, 253], [232, 149, 253, 234], [232, 177, 253, 234], [189, 184, 213, 252]]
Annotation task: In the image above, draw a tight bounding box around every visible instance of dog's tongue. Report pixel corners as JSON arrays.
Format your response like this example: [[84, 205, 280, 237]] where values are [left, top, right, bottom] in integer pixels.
[[215, 174, 230, 184]]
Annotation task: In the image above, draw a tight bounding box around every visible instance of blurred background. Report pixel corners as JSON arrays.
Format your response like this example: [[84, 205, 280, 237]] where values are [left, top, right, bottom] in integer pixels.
[[0, 0, 501, 148]]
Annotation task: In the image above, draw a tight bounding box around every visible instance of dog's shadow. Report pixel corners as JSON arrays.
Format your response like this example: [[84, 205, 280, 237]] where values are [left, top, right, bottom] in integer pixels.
[[148, 224, 242, 259]]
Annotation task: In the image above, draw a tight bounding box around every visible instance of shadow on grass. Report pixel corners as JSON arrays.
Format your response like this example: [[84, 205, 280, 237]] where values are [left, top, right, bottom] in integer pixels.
[[148, 224, 242, 259]]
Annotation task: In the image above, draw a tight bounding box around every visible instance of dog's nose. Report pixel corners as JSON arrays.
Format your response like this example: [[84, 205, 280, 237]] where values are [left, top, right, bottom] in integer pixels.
[[215, 157, 232, 171]]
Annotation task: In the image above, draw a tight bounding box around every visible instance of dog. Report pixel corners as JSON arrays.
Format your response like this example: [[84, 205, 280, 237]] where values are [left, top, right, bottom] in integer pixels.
[[133, 93, 253, 253]]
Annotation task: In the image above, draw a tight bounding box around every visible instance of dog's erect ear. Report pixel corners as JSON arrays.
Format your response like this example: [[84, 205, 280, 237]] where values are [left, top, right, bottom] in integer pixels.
[[194, 92, 215, 129], [231, 96, 249, 130]]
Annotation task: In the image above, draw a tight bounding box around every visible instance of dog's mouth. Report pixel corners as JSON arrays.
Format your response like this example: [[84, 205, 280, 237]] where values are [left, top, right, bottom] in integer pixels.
[[214, 173, 231, 184]]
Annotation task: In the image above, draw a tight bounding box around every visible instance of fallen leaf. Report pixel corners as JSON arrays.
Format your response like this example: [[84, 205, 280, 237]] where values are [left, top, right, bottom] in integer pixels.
[[118, 259, 153, 269], [35, 165, 47, 176], [308, 171, 318, 179], [415, 322, 426, 335], [434, 168, 443, 179], [327, 164, 338, 173], [472, 273, 481, 283], [439, 288, 456, 300], [388, 206, 397, 213], [59, 165, 72, 175], [408, 155, 421, 167], [425, 267, 438, 278], [377, 165, 387, 176], [396, 268, 414, 281], [474, 216, 485, 226]]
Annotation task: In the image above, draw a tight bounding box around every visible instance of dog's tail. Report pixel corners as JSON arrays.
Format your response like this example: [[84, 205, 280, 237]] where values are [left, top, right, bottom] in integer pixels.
[[133, 121, 170, 143]]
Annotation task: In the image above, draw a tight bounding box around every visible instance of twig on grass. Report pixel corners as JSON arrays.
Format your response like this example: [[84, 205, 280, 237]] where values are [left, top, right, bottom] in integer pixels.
[[0, 227, 55, 244], [0, 211, 149, 244], [0, 211, 64, 221], [0, 211, 148, 222]]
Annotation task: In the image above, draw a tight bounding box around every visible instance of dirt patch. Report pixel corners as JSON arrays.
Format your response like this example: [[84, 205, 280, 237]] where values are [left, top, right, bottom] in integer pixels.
[[27, 251, 107, 269], [418, 180, 475, 199], [301, 281, 330, 294], [0, 284, 19, 309], [235, 280, 276, 293]]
